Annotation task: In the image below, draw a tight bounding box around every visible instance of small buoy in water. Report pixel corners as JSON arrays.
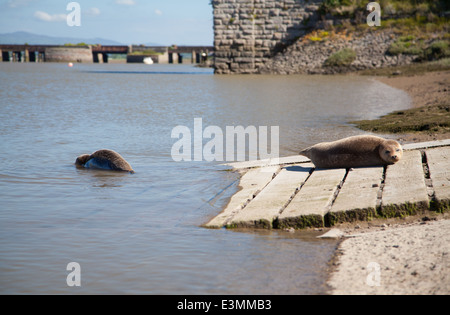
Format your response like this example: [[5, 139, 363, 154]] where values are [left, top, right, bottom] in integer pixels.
[[143, 57, 153, 65], [68, 62, 74, 67]]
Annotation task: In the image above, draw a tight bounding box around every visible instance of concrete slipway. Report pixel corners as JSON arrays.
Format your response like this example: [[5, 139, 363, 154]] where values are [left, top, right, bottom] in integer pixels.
[[205, 139, 450, 229]]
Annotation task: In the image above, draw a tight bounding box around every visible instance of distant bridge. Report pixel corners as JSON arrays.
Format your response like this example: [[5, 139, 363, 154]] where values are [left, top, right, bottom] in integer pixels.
[[0, 44, 213, 64]]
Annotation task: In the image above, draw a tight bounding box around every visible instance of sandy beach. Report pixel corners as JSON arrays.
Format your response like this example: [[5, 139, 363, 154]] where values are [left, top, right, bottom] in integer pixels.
[[327, 71, 450, 295], [328, 216, 450, 295]]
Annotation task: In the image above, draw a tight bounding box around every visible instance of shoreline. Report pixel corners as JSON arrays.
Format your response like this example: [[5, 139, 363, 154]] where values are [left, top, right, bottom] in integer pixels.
[[376, 71, 450, 110], [355, 70, 450, 143], [326, 70, 450, 295]]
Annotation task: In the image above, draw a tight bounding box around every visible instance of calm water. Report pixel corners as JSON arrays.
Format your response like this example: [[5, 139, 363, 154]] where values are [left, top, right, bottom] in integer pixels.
[[0, 63, 410, 294]]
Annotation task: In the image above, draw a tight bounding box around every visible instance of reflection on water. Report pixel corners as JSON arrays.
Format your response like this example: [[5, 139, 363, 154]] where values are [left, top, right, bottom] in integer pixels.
[[0, 63, 410, 294], [75, 169, 131, 188]]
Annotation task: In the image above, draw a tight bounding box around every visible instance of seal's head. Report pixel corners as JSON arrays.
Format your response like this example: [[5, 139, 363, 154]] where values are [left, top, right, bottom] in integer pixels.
[[75, 154, 90, 167], [379, 140, 403, 164]]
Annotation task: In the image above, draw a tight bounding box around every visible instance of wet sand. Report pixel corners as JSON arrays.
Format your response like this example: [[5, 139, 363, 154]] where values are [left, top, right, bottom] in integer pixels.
[[327, 71, 450, 295], [376, 71, 450, 109]]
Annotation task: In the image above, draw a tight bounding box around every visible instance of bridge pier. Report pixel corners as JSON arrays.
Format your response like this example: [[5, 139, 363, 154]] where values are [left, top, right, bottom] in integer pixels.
[[190, 50, 209, 64], [24, 49, 29, 62], [37, 52, 45, 62], [0, 49, 39, 62], [0, 45, 213, 64], [93, 52, 100, 63], [93, 52, 110, 63], [168, 52, 179, 64], [212, 0, 319, 74], [13, 51, 22, 62]]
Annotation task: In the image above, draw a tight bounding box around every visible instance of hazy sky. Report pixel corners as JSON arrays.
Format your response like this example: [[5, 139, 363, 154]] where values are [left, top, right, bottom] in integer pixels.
[[0, 0, 214, 45]]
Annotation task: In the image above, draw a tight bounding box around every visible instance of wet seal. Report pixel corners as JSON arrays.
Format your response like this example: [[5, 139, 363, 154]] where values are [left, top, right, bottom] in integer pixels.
[[75, 149, 134, 174]]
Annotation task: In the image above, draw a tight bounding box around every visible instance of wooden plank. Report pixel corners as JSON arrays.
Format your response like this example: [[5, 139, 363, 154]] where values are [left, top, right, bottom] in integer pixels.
[[426, 147, 450, 212], [277, 168, 347, 229], [225, 155, 310, 170], [381, 150, 429, 217], [227, 164, 314, 228], [403, 139, 450, 151], [328, 166, 384, 225], [205, 166, 280, 228]]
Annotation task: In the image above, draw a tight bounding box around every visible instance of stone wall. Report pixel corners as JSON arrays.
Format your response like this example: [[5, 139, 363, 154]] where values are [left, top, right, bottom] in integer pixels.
[[45, 46, 93, 63], [212, 1, 423, 75], [258, 29, 416, 74], [212, 0, 324, 74]]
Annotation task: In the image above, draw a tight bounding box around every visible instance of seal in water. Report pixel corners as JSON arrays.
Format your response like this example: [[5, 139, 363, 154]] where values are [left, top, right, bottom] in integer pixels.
[[75, 149, 135, 173], [299, 135, 403, 168]]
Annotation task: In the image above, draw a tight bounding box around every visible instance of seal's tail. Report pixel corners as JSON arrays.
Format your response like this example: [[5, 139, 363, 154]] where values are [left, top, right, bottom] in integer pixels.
[[299, 147, 312, 158]]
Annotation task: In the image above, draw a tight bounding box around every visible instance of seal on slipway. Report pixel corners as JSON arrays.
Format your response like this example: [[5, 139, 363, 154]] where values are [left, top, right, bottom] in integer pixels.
[[299, 135, 403, 169]]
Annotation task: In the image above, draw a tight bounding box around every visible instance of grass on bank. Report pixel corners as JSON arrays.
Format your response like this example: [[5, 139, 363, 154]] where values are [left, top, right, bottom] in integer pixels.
[[324, 48, 357, 66], [320, 0, 449, 17], [320, 0, 449, 39], [387, 36, 450, 59], [358, 57, 450, 76], [351, 104, 450, 134], [129, 50, 163, 56]]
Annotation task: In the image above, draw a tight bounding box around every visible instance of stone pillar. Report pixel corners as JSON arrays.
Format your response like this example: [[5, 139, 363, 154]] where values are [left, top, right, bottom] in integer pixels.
[[93, 52, 103, 63], [24, 49, 29, 62], [172, 53, 179, 64], [212, 0, 323, 74], [13, 51, 21, 62]]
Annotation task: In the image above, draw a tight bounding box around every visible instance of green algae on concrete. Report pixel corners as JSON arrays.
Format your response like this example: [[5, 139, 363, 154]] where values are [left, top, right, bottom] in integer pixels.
[[275, 214, 325, 230], [326, 207, 378, 226], [379, 201, 430, 219]]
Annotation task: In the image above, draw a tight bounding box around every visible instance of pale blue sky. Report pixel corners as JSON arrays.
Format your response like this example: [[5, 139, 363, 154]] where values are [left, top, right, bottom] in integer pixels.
[[0, 0, 214, 45]]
